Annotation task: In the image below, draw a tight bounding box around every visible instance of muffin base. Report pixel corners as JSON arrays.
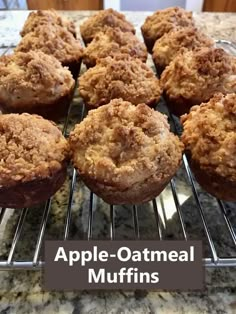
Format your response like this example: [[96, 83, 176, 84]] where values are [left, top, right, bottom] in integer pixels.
[[0, 87, 74, 121], [142, 34, 155, 54], [188, 155, 236, 201], [163, 92, 200, 117], [0, 164, 67, 209], [153, 62, 165, 77], [80, 172, 175, 205], [63, 59, 82, 80]]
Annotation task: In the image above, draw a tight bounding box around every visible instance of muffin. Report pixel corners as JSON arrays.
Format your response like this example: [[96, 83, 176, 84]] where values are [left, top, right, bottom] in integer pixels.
[[79, 56, 162, 109], [141, 7, 194, 53], [0, 51, 75, 120], [80, 9, 135, 45], [160, 47, 236, 116], [0, 113, 70, 208], [83, 27, 147, 68], [69, 99, 183, 204], [152, 27, 214, 75], [181, 93, 236, 201], [15, 24, 83, 79], [20, 9, 76, 38]]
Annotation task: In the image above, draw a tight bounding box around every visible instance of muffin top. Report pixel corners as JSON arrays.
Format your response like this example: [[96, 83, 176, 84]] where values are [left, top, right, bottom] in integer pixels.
[[83, 27, 147, 67], [80, 9, 135, 44], [79, 56, 162, 107], [15, 24, 83, 64], [20, 9, 76, 37], [0, 51, 75, 107], [152, 27, 214, 69], [0, 113, 70, 186], [160, 47, 236, 103], [141, 7, 194, 44], [181, 93, 236, 181], [69, 99, 183, 189]]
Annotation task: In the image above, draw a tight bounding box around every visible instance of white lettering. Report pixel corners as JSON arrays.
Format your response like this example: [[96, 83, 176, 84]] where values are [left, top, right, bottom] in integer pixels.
[[69, 250, 80, 266], [99, 250, 108, 262], [88, 268, 105, 283], [81, 250, 92, 266], [168, 251, 178, 262], [151, 272, 159, 283], [54, 247, 68, 262], [117, 247, 131, 262]]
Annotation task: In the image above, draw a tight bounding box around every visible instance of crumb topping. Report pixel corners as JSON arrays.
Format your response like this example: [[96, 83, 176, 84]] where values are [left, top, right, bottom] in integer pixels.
[[83, 27, 147, 66], [181, 93, 236, 180], [16, 24, 83, 64], [79, 56, 162, 107], [152, 27, 214, 68], [20, 9, 76, 37], [0, 113, 70, 186], [160, 47, 236, 102], [69, 99, 183, 189], [141, 7, 194, 43], [0, 51, 75, 107], [80, 9, 135, 43]]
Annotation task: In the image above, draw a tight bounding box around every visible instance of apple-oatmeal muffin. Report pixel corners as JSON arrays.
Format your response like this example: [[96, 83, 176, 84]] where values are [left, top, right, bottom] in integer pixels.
[[0, 51, 75, 120], [181, 93, 236, 201], [79, 56, 162, 109], [15, 24, 83, 79], [152, 27, 214, 75], [83, 27, 147, 68], [0, 113, 70, 208], [160, 47, 236, 116], [20, 9, 76, 37], [69, 99, 183, 204], [141, 6, 194, 53], [80, 9, 135, 45]]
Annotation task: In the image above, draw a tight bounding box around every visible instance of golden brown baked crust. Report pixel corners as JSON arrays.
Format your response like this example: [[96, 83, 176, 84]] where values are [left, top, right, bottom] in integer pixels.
[[0, 113, 70, 187], [152, 27, 214, 72], [80, 9, 135, 44], [181, 93, 236, 201], [79, 56, 162, 108], [15, 24, 83, 65], [141, 6, 194, 52], [69, 99, 183, 204], [83, 27, 147, 67], [160, 47, 236, 115], [20, 9, 76, 37], [0, 51, 75, 117]]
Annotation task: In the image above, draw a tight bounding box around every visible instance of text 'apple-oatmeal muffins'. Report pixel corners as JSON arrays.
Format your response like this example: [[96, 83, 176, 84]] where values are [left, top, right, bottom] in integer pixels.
[[141, 6, 194, 53], [80, 9, 135, 45], [0, 51, 75, 120], [15, 24, 83, 79], [152, 26, 214, 75], [83, 27, 147, 68], [181, 93, 236, 201], [79, 56, 162, 109], [20, 9, 76, 38], [160, 47, 236, 116], [69, 99, 183, 204], [0, 113, 70, 208]]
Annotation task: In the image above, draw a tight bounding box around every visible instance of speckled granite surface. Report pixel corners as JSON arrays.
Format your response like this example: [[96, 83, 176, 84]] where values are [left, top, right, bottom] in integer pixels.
[[0, 10, 236, 314]]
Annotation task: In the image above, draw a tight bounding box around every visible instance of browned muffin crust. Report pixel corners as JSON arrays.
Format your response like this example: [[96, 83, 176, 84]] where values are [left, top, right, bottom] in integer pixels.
[[160, 47, 236, 116], [181, 93, 236, 201], [0, 51, 75, 119], [80, 9, 135, 45], [69, 99, 183, 204], [83, 27, 147, 67], [0, 113, 70, 208], [16, 24, 83, 78], [79, 56, 162, 108], [141, 6, 194, 53], [20, 9, 76, 37], [152, 27, 214, 74]]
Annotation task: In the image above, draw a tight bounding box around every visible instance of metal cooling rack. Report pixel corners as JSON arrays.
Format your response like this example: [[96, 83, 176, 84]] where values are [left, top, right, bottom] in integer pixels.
[[0, 41, 236, 270]]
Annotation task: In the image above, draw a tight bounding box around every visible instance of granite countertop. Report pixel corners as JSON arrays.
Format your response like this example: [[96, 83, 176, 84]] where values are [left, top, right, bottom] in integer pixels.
[[0, 10, 236, 314]]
